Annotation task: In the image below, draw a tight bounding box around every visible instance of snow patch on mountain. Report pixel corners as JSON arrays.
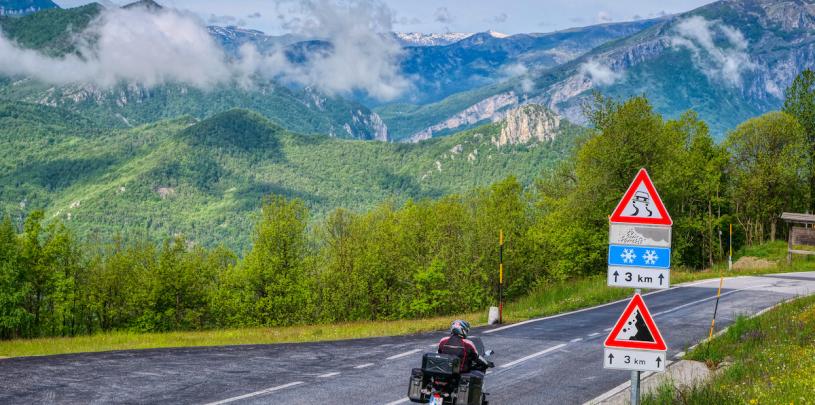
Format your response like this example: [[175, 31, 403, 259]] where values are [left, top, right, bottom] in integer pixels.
[[393, 32, 473, 47]]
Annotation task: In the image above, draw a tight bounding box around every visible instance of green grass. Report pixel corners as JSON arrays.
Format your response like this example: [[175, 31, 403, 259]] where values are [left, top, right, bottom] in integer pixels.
[[643, 293, 815, 404], [1, 243, 811, 358]]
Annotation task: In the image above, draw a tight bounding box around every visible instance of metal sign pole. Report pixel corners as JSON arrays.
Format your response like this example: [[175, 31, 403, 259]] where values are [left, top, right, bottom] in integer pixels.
[[630, 287, 642, 405]]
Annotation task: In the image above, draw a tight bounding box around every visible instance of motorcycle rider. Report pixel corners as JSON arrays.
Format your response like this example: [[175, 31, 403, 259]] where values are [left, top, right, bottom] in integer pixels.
[[438, 320, 494, 379]]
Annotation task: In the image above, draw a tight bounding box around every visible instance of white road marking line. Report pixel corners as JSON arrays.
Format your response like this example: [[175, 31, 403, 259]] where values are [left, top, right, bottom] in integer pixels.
[[500, 343, 567, 368], [603, 327, 612, 331], [383, 397, 410, 405], [588, 332, 600, 337], [651, 284, 772, 318], [428, 343, 438, 348], [484, 278, 719, 334], [354, 363, 374, 369], [570, 337, 583, 343], [387, 349, 422, 360], [317, 372, 340, 378], [202, 381, 304, 405]]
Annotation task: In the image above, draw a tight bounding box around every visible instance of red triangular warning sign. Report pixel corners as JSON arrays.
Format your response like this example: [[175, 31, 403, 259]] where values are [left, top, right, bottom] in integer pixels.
[[604, 293, 667, 351], [610, 168, 672, 226]]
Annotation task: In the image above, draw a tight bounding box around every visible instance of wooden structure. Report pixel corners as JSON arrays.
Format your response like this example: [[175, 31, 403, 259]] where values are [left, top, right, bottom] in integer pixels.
[[780, 212, 815, 264]]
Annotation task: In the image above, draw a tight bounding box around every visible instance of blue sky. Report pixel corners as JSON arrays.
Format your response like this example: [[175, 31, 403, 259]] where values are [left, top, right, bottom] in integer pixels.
[[55, 0, 717, 35]]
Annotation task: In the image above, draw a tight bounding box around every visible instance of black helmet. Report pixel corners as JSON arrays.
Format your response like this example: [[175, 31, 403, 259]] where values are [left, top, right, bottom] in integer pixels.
[[450, 319, 471, 338]]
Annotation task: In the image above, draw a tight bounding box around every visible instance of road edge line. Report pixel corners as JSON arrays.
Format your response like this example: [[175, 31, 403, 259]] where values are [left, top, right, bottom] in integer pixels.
[[484, 279, 717, 334]]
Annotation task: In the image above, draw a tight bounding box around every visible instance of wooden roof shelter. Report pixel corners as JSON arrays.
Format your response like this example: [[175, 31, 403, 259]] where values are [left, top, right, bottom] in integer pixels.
[[781, 212, 815, 263]]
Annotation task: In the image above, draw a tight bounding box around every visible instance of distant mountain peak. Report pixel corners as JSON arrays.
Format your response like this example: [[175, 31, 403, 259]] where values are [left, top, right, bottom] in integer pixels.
[[393, 32, 474, 47], [122, 0, 163, 11], [0, 0, 58, 16], [486, 29, 510, 38]]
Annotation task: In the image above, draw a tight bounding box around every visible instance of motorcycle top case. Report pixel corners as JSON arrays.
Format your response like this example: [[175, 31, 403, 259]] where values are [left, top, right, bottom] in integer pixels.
[[421, 353, 461, 377]]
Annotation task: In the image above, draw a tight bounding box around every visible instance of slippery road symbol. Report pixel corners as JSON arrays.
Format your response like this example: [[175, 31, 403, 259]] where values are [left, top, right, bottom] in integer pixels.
[[630, 191, 653, 217]]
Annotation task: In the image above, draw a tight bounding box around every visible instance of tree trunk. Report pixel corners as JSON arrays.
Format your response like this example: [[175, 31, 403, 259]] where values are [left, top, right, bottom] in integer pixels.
[[771, 219, 777, 242]]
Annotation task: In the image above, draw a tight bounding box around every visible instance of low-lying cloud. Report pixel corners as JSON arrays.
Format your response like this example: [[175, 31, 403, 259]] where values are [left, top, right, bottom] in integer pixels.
[[0, 7, 231, 88], [578, 59, 623, 86], [671, 16, 756, 86], [0, 0, 409, 100]]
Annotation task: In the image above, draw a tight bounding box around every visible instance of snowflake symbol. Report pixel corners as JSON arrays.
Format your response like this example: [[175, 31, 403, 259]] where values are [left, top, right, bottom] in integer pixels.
[[643, 250, 659, 265], [621, 249, 637, 264]]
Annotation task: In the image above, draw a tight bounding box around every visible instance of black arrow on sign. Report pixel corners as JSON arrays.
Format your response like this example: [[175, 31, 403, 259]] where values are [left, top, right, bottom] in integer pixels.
[[658, 274, 664, 285], [656, 357, 662, 367], [607, 353, 614, 364], [613, 271, 619, 282]]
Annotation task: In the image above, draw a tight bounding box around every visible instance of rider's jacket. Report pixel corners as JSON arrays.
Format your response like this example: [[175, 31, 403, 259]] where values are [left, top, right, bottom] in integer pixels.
[[438, 334, 480, 373]]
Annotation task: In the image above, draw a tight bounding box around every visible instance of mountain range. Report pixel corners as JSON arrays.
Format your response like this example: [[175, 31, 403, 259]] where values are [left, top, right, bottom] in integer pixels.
[[1, 0, 813, 246], [381, 0, 815, 139]]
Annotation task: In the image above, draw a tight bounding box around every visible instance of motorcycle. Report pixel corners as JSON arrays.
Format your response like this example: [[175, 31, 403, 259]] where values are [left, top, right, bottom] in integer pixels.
[[407, 336, 495, 405]]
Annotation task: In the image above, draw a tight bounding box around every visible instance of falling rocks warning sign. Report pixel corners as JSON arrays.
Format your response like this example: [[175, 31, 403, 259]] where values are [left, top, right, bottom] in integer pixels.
[[603, 293, 667, 372]]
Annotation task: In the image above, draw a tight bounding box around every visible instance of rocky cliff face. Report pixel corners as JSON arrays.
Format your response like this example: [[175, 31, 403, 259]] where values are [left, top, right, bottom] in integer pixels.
[[408, 92, 519, 142], [493, 104, 560, 147]]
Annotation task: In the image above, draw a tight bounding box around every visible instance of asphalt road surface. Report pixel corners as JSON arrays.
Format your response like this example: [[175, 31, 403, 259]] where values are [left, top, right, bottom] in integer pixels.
[[2, 272, 814, 405]]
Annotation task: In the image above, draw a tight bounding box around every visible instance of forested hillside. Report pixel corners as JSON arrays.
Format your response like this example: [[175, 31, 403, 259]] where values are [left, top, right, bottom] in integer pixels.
[[0, 102, 578, 249]]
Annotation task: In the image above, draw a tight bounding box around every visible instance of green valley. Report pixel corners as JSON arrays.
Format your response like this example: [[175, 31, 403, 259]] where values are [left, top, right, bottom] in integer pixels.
[[0, 102, 578, 250]]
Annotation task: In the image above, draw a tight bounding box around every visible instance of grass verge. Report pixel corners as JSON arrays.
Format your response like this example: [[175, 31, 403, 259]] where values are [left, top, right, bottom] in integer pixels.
[[1, 241, 813, 358], [643, 293, 815, 404]]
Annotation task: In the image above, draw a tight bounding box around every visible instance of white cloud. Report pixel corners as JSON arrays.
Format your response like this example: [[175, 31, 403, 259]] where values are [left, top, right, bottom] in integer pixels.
[[597, 11, 612, 23], [0, 7, 231, 88], [434, 7, 453, 24], [578, 59, 623, 86], [671, 16, 756, 86], [491, 12, 508, 24], [250, 0, 410, 100], [0, 0, 410, 100]]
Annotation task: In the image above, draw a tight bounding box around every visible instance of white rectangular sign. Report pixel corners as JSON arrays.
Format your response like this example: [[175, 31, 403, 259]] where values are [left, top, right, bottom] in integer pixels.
[[609, 224, 671, 248], [604, 348, 666, 372], [608, 266, 670, 289]]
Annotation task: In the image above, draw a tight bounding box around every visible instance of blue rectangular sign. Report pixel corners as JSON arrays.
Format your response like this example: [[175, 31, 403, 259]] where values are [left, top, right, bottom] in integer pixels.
[[608, 245, 670, 269]]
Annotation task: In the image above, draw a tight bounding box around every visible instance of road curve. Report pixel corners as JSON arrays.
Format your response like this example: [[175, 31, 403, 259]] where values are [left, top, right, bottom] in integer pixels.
[[1, 272, 814, 405]]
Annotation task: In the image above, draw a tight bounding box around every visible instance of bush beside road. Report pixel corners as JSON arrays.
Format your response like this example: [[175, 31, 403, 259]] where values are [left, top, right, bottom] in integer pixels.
[[1, 241, 811, 358]]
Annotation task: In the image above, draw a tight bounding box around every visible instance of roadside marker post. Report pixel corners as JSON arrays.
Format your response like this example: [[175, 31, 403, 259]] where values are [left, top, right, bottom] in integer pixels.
[[604, 168, 672, 405], [499, 229, 504, 324], [709, 224, 731, 339]]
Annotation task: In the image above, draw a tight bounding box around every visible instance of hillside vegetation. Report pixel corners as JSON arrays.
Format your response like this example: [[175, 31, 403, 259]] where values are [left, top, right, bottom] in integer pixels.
[[0, 103, 578, 249], [2, 86, 813, 340]]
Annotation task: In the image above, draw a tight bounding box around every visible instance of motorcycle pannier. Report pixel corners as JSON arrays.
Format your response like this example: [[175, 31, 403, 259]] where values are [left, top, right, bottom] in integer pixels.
[[421, 353, 461, 377], [456, 373, 484, 405], [407, 368, 428, 403]]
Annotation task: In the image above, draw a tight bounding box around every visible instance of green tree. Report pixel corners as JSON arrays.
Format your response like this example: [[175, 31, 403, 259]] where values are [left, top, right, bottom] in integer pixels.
[[783, 69, 815, 211], [726, 112, 808, 244], [0, 216, 29, 338], [237, 196, 313, 326]]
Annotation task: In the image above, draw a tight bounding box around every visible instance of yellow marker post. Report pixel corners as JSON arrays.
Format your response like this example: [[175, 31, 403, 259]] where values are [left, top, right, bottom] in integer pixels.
[[499, 230, 504, 324], [709, 224, 731, 339]]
